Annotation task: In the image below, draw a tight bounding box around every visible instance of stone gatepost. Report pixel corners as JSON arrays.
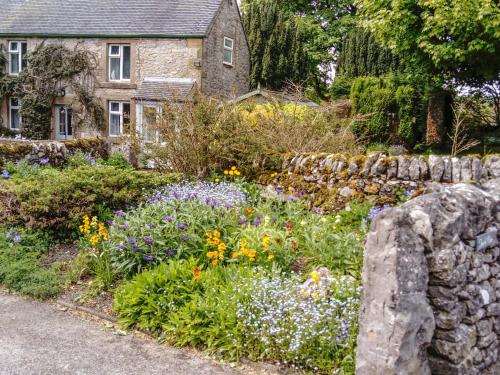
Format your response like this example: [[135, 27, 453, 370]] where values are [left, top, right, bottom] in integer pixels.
[[356, 179, 500, 374]]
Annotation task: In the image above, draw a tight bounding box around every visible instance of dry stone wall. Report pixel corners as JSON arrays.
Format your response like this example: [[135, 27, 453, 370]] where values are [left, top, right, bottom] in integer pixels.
[[278, 153, 500, 209], [0, 138, 107, 167], [356, 179, 500, 374]]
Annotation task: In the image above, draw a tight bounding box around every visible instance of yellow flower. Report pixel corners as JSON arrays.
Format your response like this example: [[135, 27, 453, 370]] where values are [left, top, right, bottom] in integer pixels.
[[235, 170, 241, 176], [311, 271, 320, 284], [229, 170, 234, 176], [211, 259, 219, 267], [312, 292, 320, 300], [215, 178, 220, 183], [232, 251, 240, 259], [89, 234, 99, 246], [231, 166, 237, 171], [267, 254, 274, 261], [262, 234, 270, 249], [248, 250, 256, 259], [320, 217, 327, 223], [224, 170, 229, 175]]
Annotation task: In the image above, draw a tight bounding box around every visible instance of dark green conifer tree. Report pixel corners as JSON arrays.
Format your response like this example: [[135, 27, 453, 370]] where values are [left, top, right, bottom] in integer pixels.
[[242, 0, 309, 90]]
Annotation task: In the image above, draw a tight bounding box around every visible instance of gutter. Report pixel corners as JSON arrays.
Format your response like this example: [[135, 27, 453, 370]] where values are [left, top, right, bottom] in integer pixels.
[[0, 33, 206, 39]]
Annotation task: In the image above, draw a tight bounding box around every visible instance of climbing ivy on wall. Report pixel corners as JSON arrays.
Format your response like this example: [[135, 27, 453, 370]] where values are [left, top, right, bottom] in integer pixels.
[[0, 43, 104, 140]]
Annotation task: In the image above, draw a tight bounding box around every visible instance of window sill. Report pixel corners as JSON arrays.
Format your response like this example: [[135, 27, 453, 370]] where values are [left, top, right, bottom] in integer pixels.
[[223, 62, 234, 68], [99, 82, 137, 89]]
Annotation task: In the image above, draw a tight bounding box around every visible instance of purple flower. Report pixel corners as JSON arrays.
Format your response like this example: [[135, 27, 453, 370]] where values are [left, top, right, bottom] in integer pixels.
[[114, 210, 124, 217], [13, 234, 21, 243], [271, 218, 278, 223], [143, 236, 154, 245], [367, 204, 391, 220], [256, 214, 264, 219], [297, 191, 304, 198], [105, 220, 114, 226], [143, 255, 154, 262], [127, 237, 137, 244], [146, 224, 154, 229], [116, 243, 125, 250], [177, 223, 187, 230], [119, 225, 129, 231], [132, 245, 141, 252], [166, 249, 176, 257], [1, 170, 10, 179], [405, 190, 415, 197], [164, 216, 174, 222], [181, 235, 190, 241], [5, 232, 11, 239], [252, 220, 261, 227], [40, 157, 50, 165]]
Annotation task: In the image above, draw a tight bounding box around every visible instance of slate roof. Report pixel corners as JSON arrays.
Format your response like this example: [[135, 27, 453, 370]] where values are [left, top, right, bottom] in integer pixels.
[[132, 79, 196, 102], [0, 0, 223, 37]]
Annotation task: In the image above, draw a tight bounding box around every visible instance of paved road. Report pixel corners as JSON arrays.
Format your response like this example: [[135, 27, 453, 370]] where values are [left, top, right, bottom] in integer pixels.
[[0, 291, 241, 375]]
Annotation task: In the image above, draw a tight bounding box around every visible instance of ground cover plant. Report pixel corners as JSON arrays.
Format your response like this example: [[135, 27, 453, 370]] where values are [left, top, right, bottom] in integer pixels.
[[74, 173, 372, 374], [0, 227, 61, 299]]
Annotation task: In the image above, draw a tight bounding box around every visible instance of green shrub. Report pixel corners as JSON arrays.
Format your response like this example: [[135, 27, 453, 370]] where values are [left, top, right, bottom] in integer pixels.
[[114, 258, 203, 334], [0, 227, 61, 299], [330, 76, 353, 100], [103, 152, 132, 169], [0, 164, 180, 237], [350, 75, 427, 146]]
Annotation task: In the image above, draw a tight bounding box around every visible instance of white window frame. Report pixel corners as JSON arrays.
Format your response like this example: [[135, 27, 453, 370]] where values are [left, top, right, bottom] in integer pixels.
[[9, 97, 21, 131], [136, 103, 161, 143], [109, 101, 130, 136], [8, 41, 27, 76], [223, 37, 234, 66], [55, 105, 73, 140], [108, 44, 131, 82]]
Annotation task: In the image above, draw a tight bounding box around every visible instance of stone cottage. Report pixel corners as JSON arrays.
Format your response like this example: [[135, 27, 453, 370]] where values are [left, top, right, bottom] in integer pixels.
[[0, 0, 250, 141]]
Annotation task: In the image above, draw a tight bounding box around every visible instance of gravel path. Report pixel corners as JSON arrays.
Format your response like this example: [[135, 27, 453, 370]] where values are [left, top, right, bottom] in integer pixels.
[[0, 291, 241, 375]]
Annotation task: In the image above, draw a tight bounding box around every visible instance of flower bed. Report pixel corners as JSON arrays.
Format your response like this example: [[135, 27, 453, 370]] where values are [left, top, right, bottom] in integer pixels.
[[76, 179, 370, 373]]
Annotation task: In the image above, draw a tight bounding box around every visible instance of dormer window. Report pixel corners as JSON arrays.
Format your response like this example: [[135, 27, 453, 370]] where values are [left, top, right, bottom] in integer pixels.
[[109, 44, 131, 81], [223, 37, 234, 66], [9, 41, 28, 75]]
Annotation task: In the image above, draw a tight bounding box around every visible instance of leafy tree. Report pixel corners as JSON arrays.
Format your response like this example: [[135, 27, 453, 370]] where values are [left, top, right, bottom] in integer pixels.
[[355, 0, 500, 83]]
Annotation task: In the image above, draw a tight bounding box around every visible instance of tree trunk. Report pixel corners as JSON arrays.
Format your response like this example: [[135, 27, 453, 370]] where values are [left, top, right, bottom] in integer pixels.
[[426, 90, 447, 146]]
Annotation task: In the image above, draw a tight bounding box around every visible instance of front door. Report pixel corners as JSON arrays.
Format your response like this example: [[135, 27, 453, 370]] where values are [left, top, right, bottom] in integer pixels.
[[55, 106, 73, 140]]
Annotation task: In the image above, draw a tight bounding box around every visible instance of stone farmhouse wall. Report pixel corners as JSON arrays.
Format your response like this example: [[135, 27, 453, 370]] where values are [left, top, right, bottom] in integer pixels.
[[0, 36, 203, 139], [202, 0, 250, 98], [357, 179, 500, 374], [278, 153, 500, 209]]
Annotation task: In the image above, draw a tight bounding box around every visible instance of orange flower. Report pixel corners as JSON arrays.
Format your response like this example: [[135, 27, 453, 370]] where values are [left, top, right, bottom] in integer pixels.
[[193, 268, 201, 282], [246, 208, 254, 214]]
